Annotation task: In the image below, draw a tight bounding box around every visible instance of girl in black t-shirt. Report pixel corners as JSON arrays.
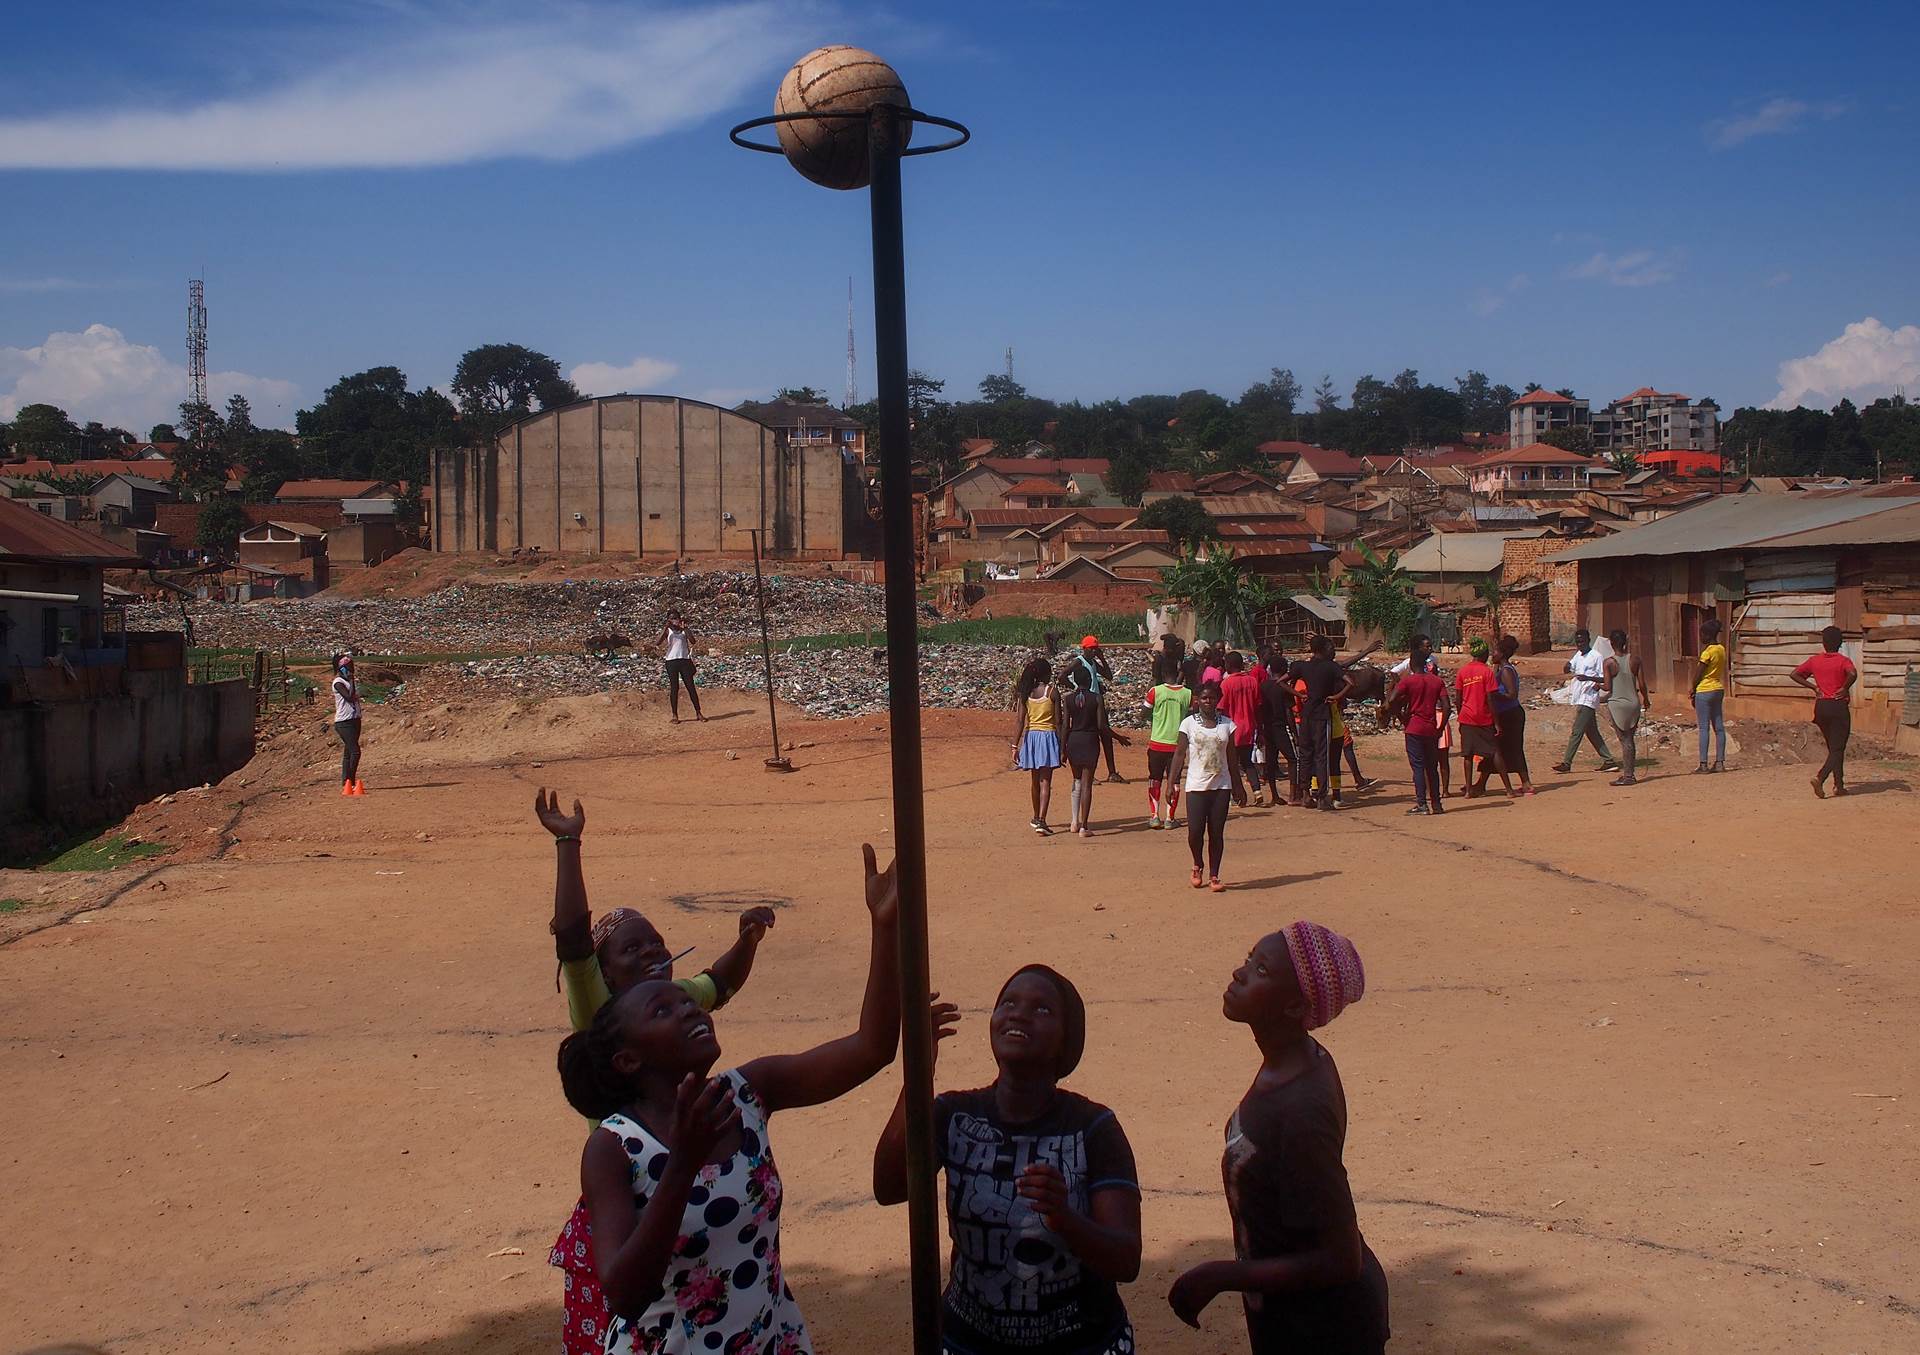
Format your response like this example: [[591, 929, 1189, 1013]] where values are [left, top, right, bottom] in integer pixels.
[[875, 966, 1142, 1355], [1168, 923, 1388, 1354]]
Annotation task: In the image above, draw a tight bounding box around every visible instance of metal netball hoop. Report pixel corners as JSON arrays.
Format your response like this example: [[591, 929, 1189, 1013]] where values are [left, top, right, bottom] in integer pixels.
[[728, 108, 971, 157]]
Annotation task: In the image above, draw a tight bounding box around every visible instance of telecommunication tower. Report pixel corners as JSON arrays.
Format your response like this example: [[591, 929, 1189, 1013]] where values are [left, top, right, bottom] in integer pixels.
[[845, 277, 857, 409], [187, 278, 209, 413], [1005, 345, 1014, 381]]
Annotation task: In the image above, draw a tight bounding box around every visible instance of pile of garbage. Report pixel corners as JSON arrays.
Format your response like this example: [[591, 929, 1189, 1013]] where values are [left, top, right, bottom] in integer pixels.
[[127, 572, 901, 655], [402, 642, 1158, 724]]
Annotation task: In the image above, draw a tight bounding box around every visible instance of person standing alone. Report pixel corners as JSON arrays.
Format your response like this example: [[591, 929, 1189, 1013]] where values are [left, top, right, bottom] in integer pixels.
[[659, 613, 705, 723], [1690, 618, 1728, 773], [1793, 626, 1858, 799], [331, 652, 365, 796]]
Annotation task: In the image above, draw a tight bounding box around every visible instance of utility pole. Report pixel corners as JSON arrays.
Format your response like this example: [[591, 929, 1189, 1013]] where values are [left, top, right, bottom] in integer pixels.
[[845, 277, 858, 410]]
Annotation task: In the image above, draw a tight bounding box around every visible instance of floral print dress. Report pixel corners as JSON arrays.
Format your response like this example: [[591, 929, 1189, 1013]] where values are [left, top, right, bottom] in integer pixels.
[[598, 1070, 810, 1355]]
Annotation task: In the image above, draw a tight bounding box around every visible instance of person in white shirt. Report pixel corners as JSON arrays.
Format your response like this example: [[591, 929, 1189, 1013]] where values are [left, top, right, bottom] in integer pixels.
[[1167, 680, 1249, 893], [658, 614, 705, 723], [331, 653, 365, 796], [1551, 629, 1620, 774]]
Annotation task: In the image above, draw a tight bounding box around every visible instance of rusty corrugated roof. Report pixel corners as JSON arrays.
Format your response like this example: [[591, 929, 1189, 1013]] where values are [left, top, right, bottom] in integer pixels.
[[0, 496, 144, 565]]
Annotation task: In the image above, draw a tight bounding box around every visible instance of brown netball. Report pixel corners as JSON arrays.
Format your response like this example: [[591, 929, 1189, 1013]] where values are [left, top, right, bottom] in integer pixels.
[[773, 46, 912, 190]]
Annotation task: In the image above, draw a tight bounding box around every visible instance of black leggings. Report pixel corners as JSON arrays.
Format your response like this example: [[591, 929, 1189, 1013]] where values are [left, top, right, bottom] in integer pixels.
[[1814, 698, 1850, 785], [1186, 789, 1230, 876], [335, 717, 361, 783], [665, 658, 702, 716]]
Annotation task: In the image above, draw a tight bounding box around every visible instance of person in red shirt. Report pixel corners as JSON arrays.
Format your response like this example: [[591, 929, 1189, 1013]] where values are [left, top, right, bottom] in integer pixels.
[[1792, 625, 1859, 798], [1219, 652, 1266, 801], [1383, 635, 1449, 814], [1452, 637, 1513, 797]]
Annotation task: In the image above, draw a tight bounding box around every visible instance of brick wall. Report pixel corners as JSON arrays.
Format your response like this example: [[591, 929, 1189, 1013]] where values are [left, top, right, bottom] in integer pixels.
[[1501, 535, 1581, 644], [971, 579, 1151, 620], [153, 501, 345, 543]]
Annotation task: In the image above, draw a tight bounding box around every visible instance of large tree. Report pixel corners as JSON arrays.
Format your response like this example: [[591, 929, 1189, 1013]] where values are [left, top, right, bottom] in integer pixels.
[[978, 372, 1027, 404], [173, 398, 230, 497], [776, 386, 828, 404], [7, 403, 79, 460], [451, 344, 580, 444], [294, 366, 459, 488], [1135, 495, 1219, 553]]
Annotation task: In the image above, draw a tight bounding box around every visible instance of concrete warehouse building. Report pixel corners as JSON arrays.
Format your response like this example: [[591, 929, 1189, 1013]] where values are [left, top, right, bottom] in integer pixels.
[[432, 395, 862, 558]]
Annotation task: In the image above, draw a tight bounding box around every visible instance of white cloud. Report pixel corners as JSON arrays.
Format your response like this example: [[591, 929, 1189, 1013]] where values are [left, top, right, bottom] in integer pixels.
[[1707, 97, 1848, 150], [1764, 270, 1793, 288], [693, 387, 762, 409], [0, 324, 298, 430], [1567, 249, 1680, 288], [1469, 273, 1530, 317], [1768, 318, 1920, 410], [0, 3, 807, 171], [571, 355, 682, 395]]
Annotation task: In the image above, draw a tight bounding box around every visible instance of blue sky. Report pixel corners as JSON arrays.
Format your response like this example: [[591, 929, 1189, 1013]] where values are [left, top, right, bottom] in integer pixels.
[[4, 0, 1918, 433]]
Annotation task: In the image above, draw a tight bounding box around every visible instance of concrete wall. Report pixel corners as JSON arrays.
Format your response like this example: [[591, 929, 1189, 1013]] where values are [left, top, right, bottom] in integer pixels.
[[0, 668, 253, 856], [433, 395, 851, 558]]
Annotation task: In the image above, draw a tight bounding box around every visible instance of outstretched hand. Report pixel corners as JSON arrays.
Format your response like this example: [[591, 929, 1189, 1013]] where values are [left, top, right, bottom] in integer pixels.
[[668, 1073, 739, 1168], [738, 906, 777, 943], [534, 788, 586, 839], [926, 993, 961, 1071], [862, 843, 900, 926]]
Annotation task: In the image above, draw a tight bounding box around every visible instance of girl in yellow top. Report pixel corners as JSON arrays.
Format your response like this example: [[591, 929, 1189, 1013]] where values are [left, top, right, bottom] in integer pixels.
[[1690, 617, 1728, 773], [1010, 657, 1065, 835]]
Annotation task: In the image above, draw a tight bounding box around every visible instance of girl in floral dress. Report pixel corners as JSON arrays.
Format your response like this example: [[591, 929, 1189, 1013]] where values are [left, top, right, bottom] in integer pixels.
[[559, 844, 902, 1354]]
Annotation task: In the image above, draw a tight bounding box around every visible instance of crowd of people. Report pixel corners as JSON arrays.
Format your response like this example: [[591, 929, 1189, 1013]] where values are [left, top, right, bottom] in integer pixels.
[[531, 792, 1387, 1355]]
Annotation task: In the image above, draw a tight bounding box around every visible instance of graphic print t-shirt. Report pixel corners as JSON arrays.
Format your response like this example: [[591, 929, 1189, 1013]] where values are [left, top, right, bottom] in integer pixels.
[[934, 1088, 1138, 1354], [1180, 714, 1237, 792], [1454, 660, 1495, 727]]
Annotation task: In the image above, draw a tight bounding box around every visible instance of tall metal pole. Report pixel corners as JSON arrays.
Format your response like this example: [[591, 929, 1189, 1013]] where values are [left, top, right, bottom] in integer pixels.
[[747, 529, 791, 771], [868, 101, 942, 1355]]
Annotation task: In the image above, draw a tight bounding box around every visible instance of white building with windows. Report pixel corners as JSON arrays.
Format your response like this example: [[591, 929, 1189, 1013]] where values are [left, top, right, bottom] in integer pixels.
[[1592, 388, 1718, 454], [1507, 389, 1590, 445]]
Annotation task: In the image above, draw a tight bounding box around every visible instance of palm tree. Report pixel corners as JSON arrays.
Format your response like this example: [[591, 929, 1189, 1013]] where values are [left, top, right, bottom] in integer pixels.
[[1344, 541, 1422, 649], [1154, 547, 1284, 645]]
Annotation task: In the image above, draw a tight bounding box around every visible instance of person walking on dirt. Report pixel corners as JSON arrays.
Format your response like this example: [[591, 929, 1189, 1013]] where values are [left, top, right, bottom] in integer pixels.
[[533, 789, 778, 1355], [1293, 636, 1352, 811], [1793, 626, 1858, 799], [1167, 922, 1389, 1353], [1601, 629, 1651, 786], [1454, 638, 1513, 797], [1012, 657, 1065, 835], [330, 653, 365, 796], [1490, 634, 1536, 796], [1691, 618, 1729, 773], [1552, 629, 1620, 774], [1169, 680, 1249, 892], [1383, 635, 1448, 814], [874, 967, 1143, 1355], [559, 841, 902, 1355], [1074, 636, 1128, 783], [658, 614, 705, 723], [1062, 665, 1127, 836], [1220, 651, 1266, 802], [1145, 652, 1193, 829]]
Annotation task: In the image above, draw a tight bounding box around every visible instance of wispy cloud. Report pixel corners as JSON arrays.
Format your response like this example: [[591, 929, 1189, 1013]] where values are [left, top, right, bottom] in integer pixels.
[[1706, 97, 1848, 150], [0, 2, 811, 171], [0, 276, 113, 293], [571, 355, 681, 395], [1764, 270, 1792, 288], [1469, 273, 1530, 318], [1768, 317, 1920, 410], [1566, 249, 1681, 288], [0, 324, 298, 428]]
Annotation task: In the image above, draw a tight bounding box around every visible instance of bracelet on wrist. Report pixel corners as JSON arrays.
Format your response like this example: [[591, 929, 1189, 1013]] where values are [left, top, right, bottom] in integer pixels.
[[554, 835, 580, 845]]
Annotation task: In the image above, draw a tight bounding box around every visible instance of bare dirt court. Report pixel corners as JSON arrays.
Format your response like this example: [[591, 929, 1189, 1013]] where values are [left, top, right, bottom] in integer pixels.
[[4, 687, 1917, 1354]]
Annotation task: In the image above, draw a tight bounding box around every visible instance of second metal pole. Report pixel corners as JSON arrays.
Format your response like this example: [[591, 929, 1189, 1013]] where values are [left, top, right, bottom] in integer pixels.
[[869, 102, 942, 1355]]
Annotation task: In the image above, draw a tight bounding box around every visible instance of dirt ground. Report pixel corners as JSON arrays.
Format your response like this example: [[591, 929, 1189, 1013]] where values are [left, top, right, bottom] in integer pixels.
[[4, 684, 1917, 1355]]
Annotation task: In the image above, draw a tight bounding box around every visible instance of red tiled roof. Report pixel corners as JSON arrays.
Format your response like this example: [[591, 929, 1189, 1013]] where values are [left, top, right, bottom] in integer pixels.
[[1224, 540, 1328, 558], [0, 495, 143, 565], [1144, 471, 1196, 492], [1001, 477, 1070, 497], [1616, 387, 1687, 402], [1255, 440, 1320, 457], [1216, 519, 1318, 538], [1059, 529, 1171, 546], [4, 457, 182, 482], [1510, 389, 1576, 406], [977, 458, 1110, 476], [1471, 442, 1596, 467], [152, 501, 344, 541], [1292, 447, 1368, 476]]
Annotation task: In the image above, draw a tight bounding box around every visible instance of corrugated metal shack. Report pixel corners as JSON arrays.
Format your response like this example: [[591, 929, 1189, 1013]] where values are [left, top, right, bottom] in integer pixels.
[[1548, 487, 1920, 736]]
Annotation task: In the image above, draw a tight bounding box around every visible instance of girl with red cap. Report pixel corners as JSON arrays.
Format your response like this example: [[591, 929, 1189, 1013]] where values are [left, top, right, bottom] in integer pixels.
[[1169, 922, 1389, 1353]]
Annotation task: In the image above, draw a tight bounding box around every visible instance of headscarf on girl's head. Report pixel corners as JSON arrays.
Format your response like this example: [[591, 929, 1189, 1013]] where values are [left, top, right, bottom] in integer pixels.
[[997, 964, 1086, 1078], [1278, 921, 1366, 1030], [591, 907, 644, 954]]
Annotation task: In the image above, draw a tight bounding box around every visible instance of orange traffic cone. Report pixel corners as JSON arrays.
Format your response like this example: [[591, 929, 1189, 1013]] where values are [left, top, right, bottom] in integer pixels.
[[349, 779, 367, 796], [341, 780, 353, 797]]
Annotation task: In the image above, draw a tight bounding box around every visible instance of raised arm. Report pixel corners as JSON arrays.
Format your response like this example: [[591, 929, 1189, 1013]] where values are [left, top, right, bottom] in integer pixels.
[[535, 789, 591, 957], [705, 907, 777, 1003], [585, 1076, 741, 1317], [742, 844, 902, 1114], [873, 998, 960, 1206]]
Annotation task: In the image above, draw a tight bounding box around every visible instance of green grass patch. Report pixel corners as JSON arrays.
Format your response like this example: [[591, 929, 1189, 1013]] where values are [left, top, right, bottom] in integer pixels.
[[782, 612, 1141, 653], [354, 679, 396, 704], [40, 835, 168, 872], [0, 898, 31, 914]]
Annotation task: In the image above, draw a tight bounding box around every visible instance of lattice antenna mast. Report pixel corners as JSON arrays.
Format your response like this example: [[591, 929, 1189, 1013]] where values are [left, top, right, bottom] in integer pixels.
[[187, 277, 209, 421], [1005, 345, 1014, 381], [845, 276, 857, 409]]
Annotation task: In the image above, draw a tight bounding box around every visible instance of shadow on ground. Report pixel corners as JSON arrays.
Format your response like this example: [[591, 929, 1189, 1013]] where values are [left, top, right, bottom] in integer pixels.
[[330, 1238, 1640, 1355]]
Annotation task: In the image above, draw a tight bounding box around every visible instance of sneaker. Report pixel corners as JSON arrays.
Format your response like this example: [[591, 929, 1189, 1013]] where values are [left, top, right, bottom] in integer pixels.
[[1407, 804, 1430, 815], [1209, 877, 1226, 893], [1190, 867, 1205, 889], [1550, 763, 1571, 774], [1710, 762, 1725, 773], [1354, 776, 1377, 791], [1599, 762, 1622, 773], [1147, 813, 1162, 829], [1692, 763, 1709, 774], [1431, 803, 1446, 815]]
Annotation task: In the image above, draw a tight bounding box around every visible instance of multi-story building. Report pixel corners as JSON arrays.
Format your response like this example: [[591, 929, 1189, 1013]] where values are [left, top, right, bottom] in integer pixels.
[[1592, 388, 1718, 454], [735, 398, 869, 462], [1507, 390, 1590, 446]]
